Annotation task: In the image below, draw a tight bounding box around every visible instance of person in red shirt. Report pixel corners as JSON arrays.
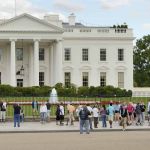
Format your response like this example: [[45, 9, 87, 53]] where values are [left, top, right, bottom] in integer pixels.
[[127, 102, 134, 125]]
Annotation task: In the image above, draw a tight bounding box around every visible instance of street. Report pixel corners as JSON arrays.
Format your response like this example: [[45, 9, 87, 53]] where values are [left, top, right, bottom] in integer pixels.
[[0, 131, 150, 150]]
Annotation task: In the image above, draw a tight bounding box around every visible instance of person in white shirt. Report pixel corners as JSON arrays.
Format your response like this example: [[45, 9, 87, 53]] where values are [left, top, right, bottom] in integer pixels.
[[40, 102, 47, 124], [59, 103, 64, 125], [0, 101, 7, 122], [92, 105, 99, 128]]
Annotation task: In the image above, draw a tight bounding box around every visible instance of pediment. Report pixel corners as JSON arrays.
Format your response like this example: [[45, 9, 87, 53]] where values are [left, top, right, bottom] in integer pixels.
[[63, 66, 73, 70], [0, 14, 63, 33], [98, 66, 109, 70], [115, 66, 127, 70], [80, 66, 91, 70]]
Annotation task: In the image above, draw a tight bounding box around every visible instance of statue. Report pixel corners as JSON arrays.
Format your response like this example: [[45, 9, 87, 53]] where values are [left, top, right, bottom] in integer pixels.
[[49, 88, 58, 103]]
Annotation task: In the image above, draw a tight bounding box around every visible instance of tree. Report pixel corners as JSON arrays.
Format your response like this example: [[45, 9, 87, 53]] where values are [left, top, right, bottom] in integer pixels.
[[134, 35, 150, 86]]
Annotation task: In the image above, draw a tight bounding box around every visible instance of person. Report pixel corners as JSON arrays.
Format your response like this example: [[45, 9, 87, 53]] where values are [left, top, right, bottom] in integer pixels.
[[40, 102, 47, 124], [135, 102, 142, 126], [46, 100, 51, 122], [0, 101, 7, 122], [140, 101, 146, 124], [100, 105, 107, 128], [13, 103, 21, 127], [56, 104, 60, 125], [92, 105, 99, 128], [0, 101, 2, 122], [76, 104, 82, 120], [127, 102, 134, 125], [87, 104, 93, 130], [20, 107, 24, 123], [32, 99, 39, 119], [59, 103, 64, 125], [120, 103, 128, 131], [107, 102, 115, 128], [66, 102, 75, 125], [148, 101, 150, 126], [114, 102, 120, 123], [79, 105, 91, 134]]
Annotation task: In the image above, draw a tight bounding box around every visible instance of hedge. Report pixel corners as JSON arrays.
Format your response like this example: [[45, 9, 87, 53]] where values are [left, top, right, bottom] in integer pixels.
[[0, 84, 132, 97]]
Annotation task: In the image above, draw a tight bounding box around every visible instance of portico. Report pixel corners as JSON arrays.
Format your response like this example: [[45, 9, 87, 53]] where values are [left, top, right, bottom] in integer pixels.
[[0, 14, 64, 87]]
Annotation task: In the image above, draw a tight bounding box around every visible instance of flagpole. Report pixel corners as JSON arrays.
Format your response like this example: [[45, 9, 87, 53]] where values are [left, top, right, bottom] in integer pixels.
[[15, 0, 16, 16]]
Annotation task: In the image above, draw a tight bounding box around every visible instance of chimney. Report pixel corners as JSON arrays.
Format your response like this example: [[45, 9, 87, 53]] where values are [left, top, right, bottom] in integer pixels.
[[68, 13, 76, 26], [44, 14, 62, 27]]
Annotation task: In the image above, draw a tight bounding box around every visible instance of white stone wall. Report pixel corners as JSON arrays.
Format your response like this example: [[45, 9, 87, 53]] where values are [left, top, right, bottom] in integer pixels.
[[62, 39, 133, 90]]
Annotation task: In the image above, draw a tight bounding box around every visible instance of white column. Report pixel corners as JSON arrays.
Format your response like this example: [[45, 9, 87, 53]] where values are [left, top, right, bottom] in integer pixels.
[[33, 39, 40, 86], [50, 44, 54, 86], [29, 44, 34, 86], [10, 39, 16, 86], [55, 39, 63, 84]]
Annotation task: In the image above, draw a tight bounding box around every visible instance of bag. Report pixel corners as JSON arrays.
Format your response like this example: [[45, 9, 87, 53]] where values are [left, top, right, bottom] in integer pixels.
[[79, 109, 89, 120], [106, 109, 109, 115]]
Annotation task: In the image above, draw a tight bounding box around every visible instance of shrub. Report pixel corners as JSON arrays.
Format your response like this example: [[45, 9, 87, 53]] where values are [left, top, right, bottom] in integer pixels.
[[0, 84, 132, 97]]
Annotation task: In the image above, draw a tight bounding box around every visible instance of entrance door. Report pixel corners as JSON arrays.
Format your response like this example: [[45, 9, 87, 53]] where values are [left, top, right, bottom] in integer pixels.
[[17, 79, 23, 87]]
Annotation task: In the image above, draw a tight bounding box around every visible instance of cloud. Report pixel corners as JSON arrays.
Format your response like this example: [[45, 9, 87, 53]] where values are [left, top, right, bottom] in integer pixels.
[[99, 0, 131, 9], [143, 23, 150, 30], [53, 0, 85, 12], [0, 0, 66, 21], [0, 0, 46, 18]]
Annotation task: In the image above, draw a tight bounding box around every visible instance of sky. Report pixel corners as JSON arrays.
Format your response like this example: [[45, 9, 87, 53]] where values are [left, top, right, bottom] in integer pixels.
[[0, 0, 149, 42]]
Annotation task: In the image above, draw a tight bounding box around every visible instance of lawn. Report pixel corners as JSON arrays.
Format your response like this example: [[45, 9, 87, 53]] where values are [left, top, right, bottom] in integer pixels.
[[0, 96, 149, 117]]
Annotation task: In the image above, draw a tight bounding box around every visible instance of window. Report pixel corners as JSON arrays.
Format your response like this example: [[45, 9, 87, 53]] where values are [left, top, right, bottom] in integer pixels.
[[64, 48, 71, 61], [39, 48, 45, 61], [82, 49, 88, 61], [118, 72, 124, 88], [100, 72, 106, 87], [39, 72, 44, 86], [0, 49, 2, 62], [64, 72, 71, 87], [100, 49, 106, 61], [82, 72, 88, 87], [0, 72, 1, 84], [118, 49, 124, 61], [16, 48, 23, 61], [17, 79, 23, 87]]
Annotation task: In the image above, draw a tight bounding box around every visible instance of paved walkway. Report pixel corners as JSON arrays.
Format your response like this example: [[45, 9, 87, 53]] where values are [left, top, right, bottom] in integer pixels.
[[1, 132, 150, 150], [0, 121, 150, 133]]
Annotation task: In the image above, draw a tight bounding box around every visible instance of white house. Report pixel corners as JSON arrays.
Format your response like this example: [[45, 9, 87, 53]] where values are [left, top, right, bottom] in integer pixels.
[[0, 13, 134, 90]]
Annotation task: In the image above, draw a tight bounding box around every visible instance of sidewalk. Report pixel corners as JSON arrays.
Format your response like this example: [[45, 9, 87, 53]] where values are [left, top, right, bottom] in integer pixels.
[[0, 121, 150, 133]]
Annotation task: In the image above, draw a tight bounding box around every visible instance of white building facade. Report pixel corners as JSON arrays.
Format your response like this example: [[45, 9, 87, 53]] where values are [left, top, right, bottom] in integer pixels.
[[0, 13, 134, 90]]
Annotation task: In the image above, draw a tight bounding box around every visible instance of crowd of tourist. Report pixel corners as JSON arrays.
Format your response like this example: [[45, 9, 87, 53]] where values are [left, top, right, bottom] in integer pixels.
[[53, 101, 150, 134], [0, 100, 150, 132]]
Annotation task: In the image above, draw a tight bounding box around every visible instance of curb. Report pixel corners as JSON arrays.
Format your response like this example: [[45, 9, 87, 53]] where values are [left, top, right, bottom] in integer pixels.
[[0, 128, 150, 134]]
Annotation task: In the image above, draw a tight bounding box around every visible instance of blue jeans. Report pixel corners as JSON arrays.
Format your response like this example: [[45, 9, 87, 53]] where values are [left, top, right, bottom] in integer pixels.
[[80, 119, 90, 134], [14, 114, 20, 127], [101, 115, 107, 127], [40, 112, 47, 122]]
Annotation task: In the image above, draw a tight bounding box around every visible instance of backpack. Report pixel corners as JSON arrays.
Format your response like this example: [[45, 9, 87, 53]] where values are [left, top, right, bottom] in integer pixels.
[[106, 109, 109, 115], [79, 108, 89, 120], [140, 105, 145, 112], [148, 105, 150, 114], [135, 105, 141, 114]]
